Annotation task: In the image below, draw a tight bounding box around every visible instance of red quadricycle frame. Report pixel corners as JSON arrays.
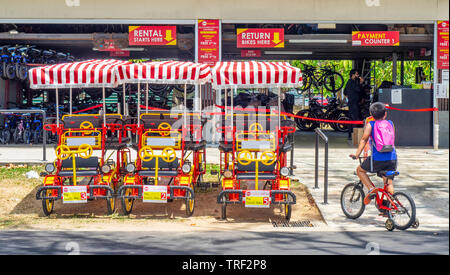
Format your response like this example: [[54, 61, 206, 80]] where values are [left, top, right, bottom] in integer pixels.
[[210, 61, 302, 221], [36, 113, 132, 216], [216, 112, 297, 221], [30, 59, 133, 216], [118, 111, 206, 217]]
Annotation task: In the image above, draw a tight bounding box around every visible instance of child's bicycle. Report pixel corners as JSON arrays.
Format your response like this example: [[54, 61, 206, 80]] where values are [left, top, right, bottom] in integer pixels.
[[340, 156, 419, 231]]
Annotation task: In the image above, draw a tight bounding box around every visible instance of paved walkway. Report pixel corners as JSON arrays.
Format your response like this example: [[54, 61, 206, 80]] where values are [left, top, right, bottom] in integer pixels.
[[1, 131, 448, 232]]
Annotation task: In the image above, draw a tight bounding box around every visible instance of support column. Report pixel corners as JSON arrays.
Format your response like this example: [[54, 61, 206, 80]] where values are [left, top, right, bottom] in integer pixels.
[[433, 21, 439, 151], [392, 52, 398, 85]]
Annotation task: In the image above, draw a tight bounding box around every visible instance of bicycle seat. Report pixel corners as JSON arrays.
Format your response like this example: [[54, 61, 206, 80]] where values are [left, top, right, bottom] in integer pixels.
[[377, 170, 399, 179]]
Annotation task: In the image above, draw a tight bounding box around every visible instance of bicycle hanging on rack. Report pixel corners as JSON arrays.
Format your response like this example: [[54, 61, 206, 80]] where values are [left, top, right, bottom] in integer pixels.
[[299, 63, 344, 94]]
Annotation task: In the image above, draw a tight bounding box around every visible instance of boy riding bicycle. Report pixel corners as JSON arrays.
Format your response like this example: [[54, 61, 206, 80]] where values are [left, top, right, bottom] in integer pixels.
[[350, 102, 397, 206]]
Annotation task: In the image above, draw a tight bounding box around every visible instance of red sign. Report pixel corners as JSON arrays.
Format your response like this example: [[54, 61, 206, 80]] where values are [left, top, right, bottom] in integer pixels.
[[437, 21, 449, 70], [352, 31, 400, 46], [197, 19, 220, 66], [129, 26, 176, 46], [241, 50, 261, 57], [237, 28, 284, 48], [97, 39, 119, 51], [110, 50, 130, 57]]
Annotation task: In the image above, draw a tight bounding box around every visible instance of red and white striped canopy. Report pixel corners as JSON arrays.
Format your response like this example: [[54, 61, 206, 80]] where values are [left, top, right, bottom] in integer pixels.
[[211, 61, 303, 89], [116, 61, 211, 85], [29, 59, 131, 89]]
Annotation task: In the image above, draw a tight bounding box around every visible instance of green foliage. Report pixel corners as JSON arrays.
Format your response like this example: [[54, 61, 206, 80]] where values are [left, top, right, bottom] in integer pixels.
[[290, 59, 434, 97]]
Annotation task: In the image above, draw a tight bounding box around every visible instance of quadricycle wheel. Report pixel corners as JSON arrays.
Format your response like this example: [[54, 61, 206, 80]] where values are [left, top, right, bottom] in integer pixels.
[[284, 195, 292, 222], [185, 182, 195, 217], [106, 181, 116, 215], [121, 188, 135, 215], [42, 189, 55, 216]]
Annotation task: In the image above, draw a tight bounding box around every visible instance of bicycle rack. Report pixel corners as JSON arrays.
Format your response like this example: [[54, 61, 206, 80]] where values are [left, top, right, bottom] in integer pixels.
[[0, 109, 47, 161], [314, 128, 328, 204]]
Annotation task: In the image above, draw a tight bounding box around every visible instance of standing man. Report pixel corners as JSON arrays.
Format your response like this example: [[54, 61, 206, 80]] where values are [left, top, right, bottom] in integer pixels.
[[344, 69, 364, 140]]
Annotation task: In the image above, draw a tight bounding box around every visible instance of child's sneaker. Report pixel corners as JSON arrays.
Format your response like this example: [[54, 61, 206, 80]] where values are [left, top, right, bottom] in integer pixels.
[[364, 188, 377, 205]]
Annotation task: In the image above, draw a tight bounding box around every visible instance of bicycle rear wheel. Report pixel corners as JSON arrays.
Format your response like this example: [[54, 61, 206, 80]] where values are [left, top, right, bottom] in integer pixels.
[[323, 72, 344, 92], [340, 182, 365, 219], [387, 192, 416, 230], [300, 75, 312, 91], [294, 110, 318, 131]]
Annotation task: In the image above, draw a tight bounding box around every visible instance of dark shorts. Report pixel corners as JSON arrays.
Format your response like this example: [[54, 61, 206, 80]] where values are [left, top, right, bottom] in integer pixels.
[[360, 157, 397, 173]]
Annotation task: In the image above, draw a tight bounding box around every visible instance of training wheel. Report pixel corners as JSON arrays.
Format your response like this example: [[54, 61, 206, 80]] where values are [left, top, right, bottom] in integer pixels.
[[412, 218, 420, 229], [385, 218, 395, 231]]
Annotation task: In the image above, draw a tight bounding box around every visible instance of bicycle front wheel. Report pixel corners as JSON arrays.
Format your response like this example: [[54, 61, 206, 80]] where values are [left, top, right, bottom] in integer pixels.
[[340, 182, 365, 219], [387, 192, 416, 230], [323, 72, 344, 92]]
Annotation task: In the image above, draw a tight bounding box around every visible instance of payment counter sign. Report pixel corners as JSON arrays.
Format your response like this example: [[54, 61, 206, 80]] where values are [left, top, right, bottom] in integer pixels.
[[63, 186, 87, 204], [143, 185, 168, 203], [237, 28, 284, 48], [352, 31, 400, 46], [245, 190, 270, 208], [129, 26, 176, 46]]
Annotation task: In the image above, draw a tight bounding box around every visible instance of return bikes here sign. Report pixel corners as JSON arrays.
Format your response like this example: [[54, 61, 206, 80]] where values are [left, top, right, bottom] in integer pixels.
[[237, 28, 284, 48], [352, 31, 400, 46]]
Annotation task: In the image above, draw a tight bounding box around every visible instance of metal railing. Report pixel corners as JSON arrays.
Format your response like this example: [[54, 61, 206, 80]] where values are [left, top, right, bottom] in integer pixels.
[[0, 109, 47, 161], [314, 128, 328, 204]]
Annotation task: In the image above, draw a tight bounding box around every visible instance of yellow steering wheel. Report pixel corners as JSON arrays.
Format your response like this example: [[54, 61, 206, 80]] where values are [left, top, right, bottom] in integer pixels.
[[161, 147, 177, 162], [78, 144, 93, 159], [139, 146, 154, 162], [55, 144, 93, 160], [80, 121, 94, 129], [261, 151, 277, 166], [237, 150, 253, 166], [249, 122, 263, 133], [158, 122, 171, 137], [55, 145, 71, 160]]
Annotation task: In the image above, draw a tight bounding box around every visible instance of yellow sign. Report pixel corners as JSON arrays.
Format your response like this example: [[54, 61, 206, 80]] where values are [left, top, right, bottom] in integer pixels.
[[143, 185, 168, 203], [62, 186, 87, 204], [245, 190, 270, 208]]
